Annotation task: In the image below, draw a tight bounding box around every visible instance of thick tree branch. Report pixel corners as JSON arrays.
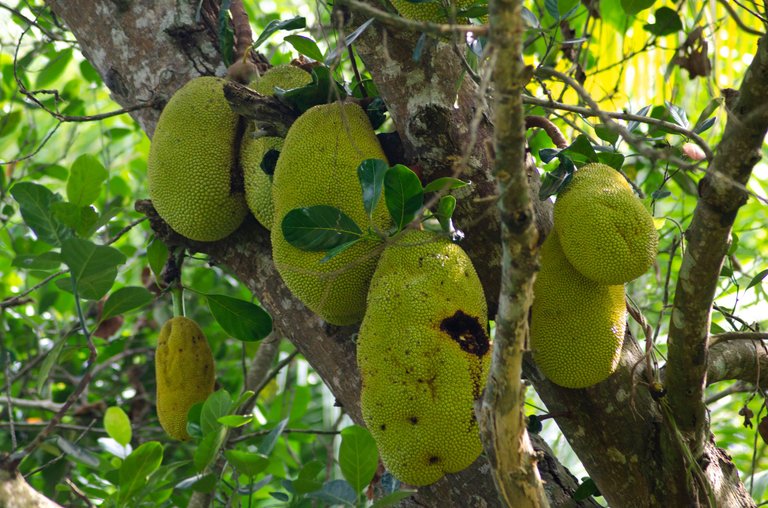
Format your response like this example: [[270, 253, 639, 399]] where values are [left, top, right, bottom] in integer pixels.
[[666, 33, 768, 455], [477, 0, 547, 506], [707, 340, 768, 388]]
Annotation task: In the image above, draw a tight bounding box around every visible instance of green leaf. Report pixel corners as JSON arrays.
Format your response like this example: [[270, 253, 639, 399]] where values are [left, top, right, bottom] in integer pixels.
[[186, 403, 204, 440], [0, 110, 21, 139], [60, 238, 126, 300], [643, 7, 682, 36], [562, 135, 599, 166], [628, 105, 652, 133], [258, 418, 288, 456], [521, 7, 540, 29], [218, 415, 253, 427], [422, 177, 468, 194], [206, 294, 272, 341], [12, 251, 61, 271], [253, 16, 306, 49], [36, 48, 73, 88], [539, 158, 575, 200], [67, 154, 108, 207], [293, 460, 324, 494], [358, 159, 389, 220], [620, 0, 654, 15], [281, 206, 363, 252], [284, 35, 324, 62], [118, 442, 163, 499], [224, 450, 270, 477], [370, 490, 417, 508], [339, 425, 378, 493], [594, 124, 619, 145], [10, 182, 72, 246], [37, 338, 65, 395], [596, 152, 625, 170], [56, 435, 100, 468], [384, 165, 424, 232], [544, 0, 559, 19], [104, 407, 132, 446], [51, 202, 99, 237], [201, 389, 232, 436], [665, 101, 689, 128], [101, 287, 153, 322], [747, 269, 768, 289], [306, 480, 357, 506], [218, 0, 235, 66], [435, 195, 457, 234], [146, 236, 168, 281], [194, 427, 227, 472]]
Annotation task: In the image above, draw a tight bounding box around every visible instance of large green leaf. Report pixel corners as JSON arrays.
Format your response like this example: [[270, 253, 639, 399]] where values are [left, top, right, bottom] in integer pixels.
[[101, 287, 153, 322], [200, 389, 232, 436], [194, 426, 227, 472], [252, 16, 306, 50], [620, 0, 654, 15], [306, 480, 357, 506], [67, 154, 108, 207], [339, 425, 378, 493], [384, 165, 423, 232], [206, 294, 272, 341], [51, 202, 99, 237], [281, 205, 363, 252], [118, 441, 163, 500], [10, 182, 72, 246], [284, 34, 324, 62], [224, 450, 270, 477], [104, 406, 132, 446], [59, 238, 126, 300]]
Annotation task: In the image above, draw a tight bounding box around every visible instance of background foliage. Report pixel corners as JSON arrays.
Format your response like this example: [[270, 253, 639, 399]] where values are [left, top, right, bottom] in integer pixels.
[[1, 0, 766, 505]]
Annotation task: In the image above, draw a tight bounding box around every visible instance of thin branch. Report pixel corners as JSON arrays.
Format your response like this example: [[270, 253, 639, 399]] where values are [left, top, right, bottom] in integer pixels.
[[2, 398, 64, 413], [231, 427, 341, 443], [710, 332, 768, 347], [717, 0, 766, 36], [0, 2, 73, 41]]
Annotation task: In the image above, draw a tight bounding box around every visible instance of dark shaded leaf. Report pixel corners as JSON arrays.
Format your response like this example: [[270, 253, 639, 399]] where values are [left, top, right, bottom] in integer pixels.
[[643, 7, 682, 36], [101, 287, 153, 322], [284, 35, 324, 62], [11, 182, 72, 246], [324, 18, 375, 65], [693, 117, 716, 134], [596, 151, 625, 170], [574, 477, 601, 500], [384, 165, 424, 232], [320, 238, 364, 264], [594, 124, 619, 145], [57, 435, 100, 468], [252, 17, 306, 50], [747, 269, 768, 289], [201, 389, 232, 436], [358, 159, 389, 219], [258, 418, 289, 456], [306, 480, 357, 506], [146, 236, 168, 281], [218, 0, 235, 66], [628, 105, 652, 133], [620, 0, 654, 15], [224, 450, 270, 477], [207, 294, 272, 341], [539, 158, 575, 200], [282, 206, 363, 252]]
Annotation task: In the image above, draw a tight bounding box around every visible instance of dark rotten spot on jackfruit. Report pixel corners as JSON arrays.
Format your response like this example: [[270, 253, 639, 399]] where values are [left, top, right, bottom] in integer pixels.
[[261, 148, 280, 176], [439, 310, 489, 357]]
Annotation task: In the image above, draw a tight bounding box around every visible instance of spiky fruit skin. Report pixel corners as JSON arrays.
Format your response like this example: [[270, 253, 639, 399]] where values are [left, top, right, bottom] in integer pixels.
[[241, 66, 312, 230], [155, 317, 215, 440], [389, 0, 475, 23], [147, 77, 248, 242], [531, 231, 626, 389], [358, 230, 490, 486], [242, 134, 281, 230], [271, 102, 390, 325], [554, 163, 658, 284], [250, 65, 312, 95]]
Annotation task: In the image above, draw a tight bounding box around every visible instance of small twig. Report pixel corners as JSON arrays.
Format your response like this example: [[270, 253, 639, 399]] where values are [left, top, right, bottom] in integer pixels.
[[0, 422, 106, 434], [0, 2, 73, 42], [717, 0, 765, 36], [3, 397, 64, 413], [5, 354, 17, 450], [0, 271, 66, 309], [705, 380, 751, 404], [231, 427, 341, 444], [65, 477, 95, 507], [525, 115, 568, 148]]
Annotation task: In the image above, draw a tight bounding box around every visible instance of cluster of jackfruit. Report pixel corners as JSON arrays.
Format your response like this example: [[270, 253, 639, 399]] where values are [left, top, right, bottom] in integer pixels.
[[389, 0, 478, 24], [155, 316, 215, 440], [271, 102, 391, 325], [357, 230, 490, 486], [531, 163, 658, 389], [147, 65, 311, 241]]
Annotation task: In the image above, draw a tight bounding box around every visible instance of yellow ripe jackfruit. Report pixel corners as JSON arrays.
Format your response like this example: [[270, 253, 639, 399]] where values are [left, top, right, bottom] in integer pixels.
[[390, 0, 476, 24], [554, 163, 658, 285], [271, 102, 390, 325], [147, 77, 248, 242], [155, 316, 215, 440], [358, 230, 490, 486], [249, 64, 312, 95], [241, 66, 312, 230], [531, 230, 626, 389]]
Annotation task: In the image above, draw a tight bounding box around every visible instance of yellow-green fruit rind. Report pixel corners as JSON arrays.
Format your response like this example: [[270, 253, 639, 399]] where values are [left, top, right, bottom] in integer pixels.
[[148, 77, 247, 242], [242, 134, 281, 229], [389, 0, 474, 23], [531, 231, 626, 389], [554, 163, 658, 284], [358, 230, 490, 486], [155, 317, 215, 440], [271, 102, 390, 325], [250, 65, 311, 95]]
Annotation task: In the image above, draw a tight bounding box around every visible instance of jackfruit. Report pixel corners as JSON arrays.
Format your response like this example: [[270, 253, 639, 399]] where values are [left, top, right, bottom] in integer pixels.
[[390, 0, 476, 24], [147, 76, 248, 242], [530, 230, 626, 389], [358, 229, 490, 486], [553, 163, 658, 285], [241, 66, 312, 230], [271, 102, 390, 325], [155, 316, 215, 440]]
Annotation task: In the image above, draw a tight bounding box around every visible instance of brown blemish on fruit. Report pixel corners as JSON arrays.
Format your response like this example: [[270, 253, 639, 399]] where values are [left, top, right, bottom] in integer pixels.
[[439, 310, 490, 357]]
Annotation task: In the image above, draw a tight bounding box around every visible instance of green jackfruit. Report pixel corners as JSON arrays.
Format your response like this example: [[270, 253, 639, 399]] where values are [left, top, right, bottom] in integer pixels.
[[241, 66, 312, 230], [554, 163, 658, 284], [250, 64, 312, 95], [148, 77, 248, 242], [390, 0, 476, 23], [155, 316, 215, 440], [271, 102, 390, 325], [358, 230, 490, 486], [531, 230, 626, 389]]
